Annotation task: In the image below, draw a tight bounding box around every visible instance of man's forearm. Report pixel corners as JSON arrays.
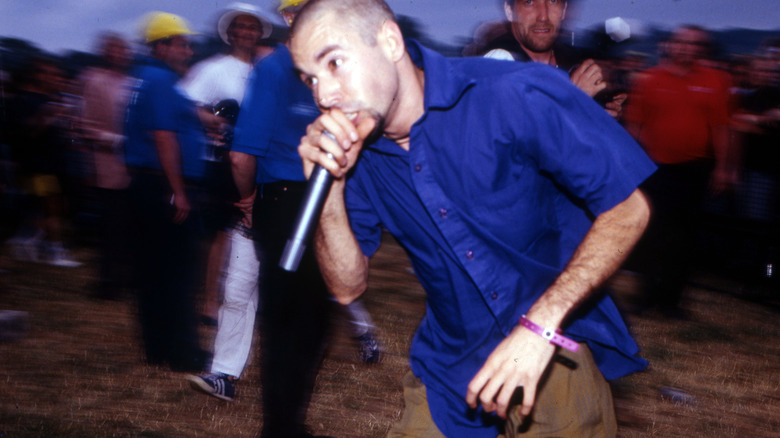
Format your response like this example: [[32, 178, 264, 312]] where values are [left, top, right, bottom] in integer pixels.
[[153, 130, 187, 197], [314, 180, 369, 304], [229, 150, 257, 199], [527, 189, 651, 329]]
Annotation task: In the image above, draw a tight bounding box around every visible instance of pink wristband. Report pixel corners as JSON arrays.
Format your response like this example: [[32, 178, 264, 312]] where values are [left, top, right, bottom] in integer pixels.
[[519, 315, 580, 352]]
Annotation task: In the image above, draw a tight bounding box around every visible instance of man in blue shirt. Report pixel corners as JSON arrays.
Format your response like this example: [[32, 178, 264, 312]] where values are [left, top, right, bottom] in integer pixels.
[[290, 0, 655, 436], [229, 1, 335, 436], [124, 12, 209, 372]]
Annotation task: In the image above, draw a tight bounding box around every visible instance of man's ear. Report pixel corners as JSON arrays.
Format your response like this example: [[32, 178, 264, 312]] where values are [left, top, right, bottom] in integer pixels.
[[562, 1, 568, 21], [378, 20, 405, 63], [504, 1, 514, 22]]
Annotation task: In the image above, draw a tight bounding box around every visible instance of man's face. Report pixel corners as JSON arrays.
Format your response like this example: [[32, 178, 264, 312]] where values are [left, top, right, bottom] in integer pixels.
[[505, 0, 567, 54], [666, 28, 708, 67], [104, 38, 130, 70], [290, 12, 396, 132], [157, 35, 193, 75], [228, 14, 262, 52]]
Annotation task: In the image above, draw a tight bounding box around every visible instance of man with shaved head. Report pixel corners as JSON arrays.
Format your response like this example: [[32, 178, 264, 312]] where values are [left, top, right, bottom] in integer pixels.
[[289, 0, 655, 436]]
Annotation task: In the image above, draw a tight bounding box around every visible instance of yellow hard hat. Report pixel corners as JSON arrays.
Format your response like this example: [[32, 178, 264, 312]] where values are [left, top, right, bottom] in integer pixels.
[[278, 0, 308, 12], [143, 12, 197, 43]]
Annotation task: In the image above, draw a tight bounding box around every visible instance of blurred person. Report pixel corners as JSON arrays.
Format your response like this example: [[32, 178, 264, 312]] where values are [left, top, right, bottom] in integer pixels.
[[123, 12, 210, 372], [5, 56, 81, 267], [227, 0, 378, 434], [762, 38, 780, 72], [180, 2, 273, 327], [1, 68, 17, 237], [290, 0, 653, 436], [731, 54, 780, 285], [181, 2, 272, 401], [78, 32, 133, 299], [476, 0, 627, 117], [624, 25, 736, 318], [610, 51, 649, 103]]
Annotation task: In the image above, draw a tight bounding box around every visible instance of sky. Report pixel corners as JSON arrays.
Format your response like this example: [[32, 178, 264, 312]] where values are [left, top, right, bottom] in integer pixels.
[[0, 0, 778, 55]]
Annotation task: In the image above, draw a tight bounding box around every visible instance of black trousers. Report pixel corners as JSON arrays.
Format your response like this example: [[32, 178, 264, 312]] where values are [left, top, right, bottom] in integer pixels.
[[255, 181, 333, 438], [95, 187, 132, 298], [633, 160, 713, 310], [128, 172, 205, 372]]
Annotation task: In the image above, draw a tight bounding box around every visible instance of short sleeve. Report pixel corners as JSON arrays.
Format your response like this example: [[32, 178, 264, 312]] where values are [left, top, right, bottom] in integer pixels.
[[508, 66, 655, 216], [231, 58, 284, 157]]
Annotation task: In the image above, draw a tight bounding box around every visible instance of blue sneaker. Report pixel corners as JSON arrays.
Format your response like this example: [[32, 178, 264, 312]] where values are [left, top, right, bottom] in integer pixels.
[[187, 373, 235, 401], [356, 331, 382, 364]]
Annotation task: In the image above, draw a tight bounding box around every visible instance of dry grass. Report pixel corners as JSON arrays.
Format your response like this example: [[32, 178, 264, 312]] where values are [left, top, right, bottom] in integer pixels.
[[1, 232, 779, 437]]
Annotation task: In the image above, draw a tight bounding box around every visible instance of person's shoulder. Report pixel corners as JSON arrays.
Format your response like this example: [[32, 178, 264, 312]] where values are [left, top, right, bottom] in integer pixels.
[[483, 48, 515, 61], [442, 57, 573, 114], [633, 65, 665, 83], [696, 64, 731, 83], [454, 55, 569, 89], [553, 42, 602, 72], [136, 60, 176, 84], [79, 66, 102, 80], [190, 54, 230, 71], [253, 46, 290, 75], [185, 54, 242, 82]]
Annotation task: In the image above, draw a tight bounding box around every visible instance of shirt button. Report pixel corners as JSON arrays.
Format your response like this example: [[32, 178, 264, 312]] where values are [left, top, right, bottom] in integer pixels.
[[465, 250, 474, 260], [414, 164, 422, 172], [438, 208, 447, 218], [490, 292, 499, 300]]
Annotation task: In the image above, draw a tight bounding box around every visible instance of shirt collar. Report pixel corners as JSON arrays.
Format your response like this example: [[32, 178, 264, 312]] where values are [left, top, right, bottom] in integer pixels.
[[406, 39, 476, 113], [364, 40, 476, 156]]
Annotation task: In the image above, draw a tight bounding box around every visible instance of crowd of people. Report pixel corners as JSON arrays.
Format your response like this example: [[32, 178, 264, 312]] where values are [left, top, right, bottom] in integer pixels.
[[0, 0, 778, 436]]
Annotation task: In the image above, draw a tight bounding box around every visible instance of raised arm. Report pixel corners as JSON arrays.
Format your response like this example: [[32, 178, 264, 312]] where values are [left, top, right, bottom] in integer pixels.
[[466, 188, 651, 419], [313, 179, 369, 304], [297, 110, 377, 304]]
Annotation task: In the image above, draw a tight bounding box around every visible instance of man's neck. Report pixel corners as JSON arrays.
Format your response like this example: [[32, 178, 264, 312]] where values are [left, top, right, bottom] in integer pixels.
[[384, 59, 425, 151], [230, 47, 255, 64]]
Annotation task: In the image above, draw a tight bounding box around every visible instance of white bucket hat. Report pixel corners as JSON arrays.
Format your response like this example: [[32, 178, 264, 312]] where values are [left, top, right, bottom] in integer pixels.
[[217, 2, 273, 45]]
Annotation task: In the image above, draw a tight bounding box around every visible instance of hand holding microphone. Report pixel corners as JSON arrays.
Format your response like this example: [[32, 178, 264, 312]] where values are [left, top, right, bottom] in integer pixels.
[[278, 131, 338, 271], [279, 110, 376, 271]]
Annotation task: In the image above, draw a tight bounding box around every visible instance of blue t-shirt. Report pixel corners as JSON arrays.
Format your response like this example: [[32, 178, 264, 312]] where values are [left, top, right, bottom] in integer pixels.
[[344, 41, 656, 437], [124, 57, 206, 180], [231, 44, 321, 183]]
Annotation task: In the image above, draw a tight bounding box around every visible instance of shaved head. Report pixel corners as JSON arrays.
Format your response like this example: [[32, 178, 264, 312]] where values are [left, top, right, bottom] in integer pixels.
[[291, 0, 396, 46]]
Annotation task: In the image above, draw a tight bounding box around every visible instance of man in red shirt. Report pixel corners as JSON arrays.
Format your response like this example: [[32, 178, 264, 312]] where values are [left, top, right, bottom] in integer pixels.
[[624, 25, 735, 317]]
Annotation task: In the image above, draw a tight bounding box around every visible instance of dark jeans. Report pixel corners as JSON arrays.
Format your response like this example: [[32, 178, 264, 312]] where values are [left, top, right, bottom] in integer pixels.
[[633, 160, 713, 310], [128, 172, 206, 372], [255, 181, 333, 438], [95, 187, 132, 298]]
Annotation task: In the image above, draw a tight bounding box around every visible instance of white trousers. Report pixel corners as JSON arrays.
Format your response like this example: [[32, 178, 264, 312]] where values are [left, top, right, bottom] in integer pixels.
[[211, 229, 261, 377]]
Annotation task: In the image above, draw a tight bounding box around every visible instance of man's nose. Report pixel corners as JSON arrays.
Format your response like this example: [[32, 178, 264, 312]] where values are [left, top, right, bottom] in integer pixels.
[[537, 2, 550, 21], [315, 77, 340, 108]]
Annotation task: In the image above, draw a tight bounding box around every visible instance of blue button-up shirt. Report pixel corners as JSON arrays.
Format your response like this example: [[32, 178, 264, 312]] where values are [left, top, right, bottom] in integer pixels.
[[344, 41, 656, 437], [232, 44, 321, 183], [125, 57, 206, 180]]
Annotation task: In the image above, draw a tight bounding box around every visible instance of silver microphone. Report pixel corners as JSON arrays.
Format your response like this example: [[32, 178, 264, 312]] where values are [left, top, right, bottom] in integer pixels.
[[279, 132, 337, 272]]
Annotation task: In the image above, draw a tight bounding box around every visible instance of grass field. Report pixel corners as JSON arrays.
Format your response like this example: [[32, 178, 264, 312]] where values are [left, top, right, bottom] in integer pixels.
[[1, 232, 779, 437]]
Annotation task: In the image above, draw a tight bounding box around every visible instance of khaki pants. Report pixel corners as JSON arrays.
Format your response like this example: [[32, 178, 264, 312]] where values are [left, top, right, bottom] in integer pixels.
[[388, 344, 617, 438]]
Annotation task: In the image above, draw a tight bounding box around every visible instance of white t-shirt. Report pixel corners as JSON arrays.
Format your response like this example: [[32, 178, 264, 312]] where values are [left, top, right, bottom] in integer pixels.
[[180, 54, 253, 105]]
